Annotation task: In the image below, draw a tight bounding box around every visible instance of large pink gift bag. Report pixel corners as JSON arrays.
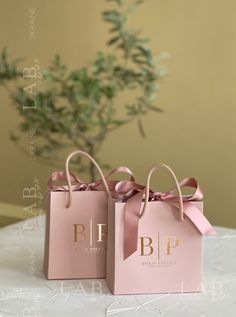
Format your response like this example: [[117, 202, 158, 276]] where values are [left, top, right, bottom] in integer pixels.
[[106, 164, 216, 294], [44, 150, 132, 280]]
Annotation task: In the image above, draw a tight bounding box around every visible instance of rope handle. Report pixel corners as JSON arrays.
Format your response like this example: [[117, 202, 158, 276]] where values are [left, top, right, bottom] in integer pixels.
[[65, 150, 111, 208], [139, 163, 184, 221]]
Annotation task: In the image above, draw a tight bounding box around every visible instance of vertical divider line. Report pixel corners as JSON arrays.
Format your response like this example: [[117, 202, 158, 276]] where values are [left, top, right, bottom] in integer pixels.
[[90, 219, 93, 247]]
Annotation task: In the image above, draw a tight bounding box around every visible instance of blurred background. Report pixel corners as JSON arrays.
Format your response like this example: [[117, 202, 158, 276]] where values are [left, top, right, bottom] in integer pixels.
[[0, 0, 235, 228]]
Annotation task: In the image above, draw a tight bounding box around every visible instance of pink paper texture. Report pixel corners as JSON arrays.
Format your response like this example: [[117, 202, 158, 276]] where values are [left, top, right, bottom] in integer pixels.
[[106, 198, 203, 294], [44, 190, 108, 279]]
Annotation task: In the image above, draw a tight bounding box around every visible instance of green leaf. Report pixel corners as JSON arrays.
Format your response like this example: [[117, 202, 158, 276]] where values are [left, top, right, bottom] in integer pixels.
[[111, 119, 125, 126], [107, 36, 120, 46], [9, 131, 19, 142], [149, 105, 163, 113], [136, 46, 151, 59], [137, 117, 146, 138], [109, 26, 119, 33], [126, 0, 143, 15], [102, 11, 121, 23], [1, 47, 7, 62]]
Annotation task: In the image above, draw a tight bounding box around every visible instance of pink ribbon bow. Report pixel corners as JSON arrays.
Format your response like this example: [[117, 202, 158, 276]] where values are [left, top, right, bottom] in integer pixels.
[[121, 177, 216, 260], [47, 167, 136, 199]]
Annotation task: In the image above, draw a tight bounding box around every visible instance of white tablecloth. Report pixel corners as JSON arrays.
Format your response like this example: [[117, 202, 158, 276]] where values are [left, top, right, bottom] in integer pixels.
[[0, 216, 235, 317]]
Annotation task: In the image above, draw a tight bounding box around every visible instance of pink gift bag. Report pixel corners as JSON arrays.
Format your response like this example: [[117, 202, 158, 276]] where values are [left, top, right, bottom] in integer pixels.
[[44, 150, 113, 280], [106, 164, 216, 294]]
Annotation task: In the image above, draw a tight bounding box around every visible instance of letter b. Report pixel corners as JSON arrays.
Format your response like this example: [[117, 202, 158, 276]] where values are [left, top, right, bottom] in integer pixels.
[[140, 237, 153, 256], [73, 224, 86, 242]]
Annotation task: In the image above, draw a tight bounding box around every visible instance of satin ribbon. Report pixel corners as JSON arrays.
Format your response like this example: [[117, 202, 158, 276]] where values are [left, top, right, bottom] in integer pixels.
[[123, 177, 216, 260], [47, 167, 136, 199]]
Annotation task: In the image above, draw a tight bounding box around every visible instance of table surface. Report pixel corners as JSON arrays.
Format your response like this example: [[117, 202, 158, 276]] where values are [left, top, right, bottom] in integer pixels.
[[0, 215, 235, 317]]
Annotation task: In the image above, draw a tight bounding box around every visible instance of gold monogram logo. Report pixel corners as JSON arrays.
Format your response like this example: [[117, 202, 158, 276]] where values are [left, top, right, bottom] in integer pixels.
[[139, 232, 180, 259], [73, 220, 106, 247]]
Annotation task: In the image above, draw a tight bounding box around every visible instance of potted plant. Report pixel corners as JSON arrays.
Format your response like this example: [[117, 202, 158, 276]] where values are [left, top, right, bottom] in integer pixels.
[[0, 0, 166, 180]]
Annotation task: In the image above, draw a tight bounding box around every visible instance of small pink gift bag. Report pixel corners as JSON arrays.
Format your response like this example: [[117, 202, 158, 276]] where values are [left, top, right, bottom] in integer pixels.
[[106, 164, 215, 294], [44, 150, 135, 280], [44, 150, 112, 279]]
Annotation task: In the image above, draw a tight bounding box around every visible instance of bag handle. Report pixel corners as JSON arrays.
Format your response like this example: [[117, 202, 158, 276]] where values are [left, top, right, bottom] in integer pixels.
[[139, 163, 184, 221], [65, 150, 111, 208]]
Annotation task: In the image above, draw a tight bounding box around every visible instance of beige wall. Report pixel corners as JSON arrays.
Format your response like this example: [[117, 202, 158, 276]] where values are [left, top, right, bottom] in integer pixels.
[[0, 0, 235, 228]]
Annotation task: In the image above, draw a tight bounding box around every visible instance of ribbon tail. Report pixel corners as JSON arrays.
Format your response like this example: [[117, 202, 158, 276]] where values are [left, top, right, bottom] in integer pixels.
[[183, 202, 216, 235], [123, 190, 144, 260]]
